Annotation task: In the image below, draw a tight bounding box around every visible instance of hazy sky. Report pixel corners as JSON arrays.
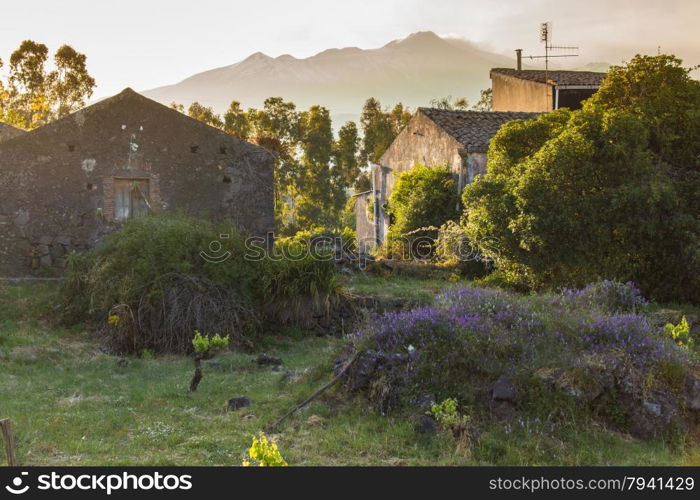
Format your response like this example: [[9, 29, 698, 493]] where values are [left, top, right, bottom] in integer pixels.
[[1, 0, 697, 97]]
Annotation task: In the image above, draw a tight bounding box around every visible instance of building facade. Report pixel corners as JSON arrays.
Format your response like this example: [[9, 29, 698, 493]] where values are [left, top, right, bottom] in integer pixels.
[[356, 108, 538, 251], [0, 122, 25, 143], [0, 88, 275, 276], [490, 68, 606, 113]]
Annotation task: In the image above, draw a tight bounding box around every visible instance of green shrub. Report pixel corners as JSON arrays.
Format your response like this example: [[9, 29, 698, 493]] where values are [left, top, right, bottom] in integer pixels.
[[435, 221, 492, 279], [61, 214, 341, 353], [64, 214, 255, 317], [664, 316, 693, 349], [385, 164, 459, 259], [462, 55, 700, 304], [260, 240, 341, 327]]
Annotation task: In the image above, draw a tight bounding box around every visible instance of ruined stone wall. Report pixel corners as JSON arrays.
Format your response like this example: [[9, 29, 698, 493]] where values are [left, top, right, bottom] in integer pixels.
[[0, 89, 274, 276], [0, 123, 25, 143], [354, 192, 375, 253]]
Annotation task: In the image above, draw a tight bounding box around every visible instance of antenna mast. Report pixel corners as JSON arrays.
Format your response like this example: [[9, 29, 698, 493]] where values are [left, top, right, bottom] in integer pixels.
[[522, 22, 579, 80]]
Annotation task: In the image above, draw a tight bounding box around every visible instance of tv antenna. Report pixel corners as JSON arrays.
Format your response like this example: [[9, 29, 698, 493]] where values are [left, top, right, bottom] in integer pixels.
[[520, 22, 579, 80]]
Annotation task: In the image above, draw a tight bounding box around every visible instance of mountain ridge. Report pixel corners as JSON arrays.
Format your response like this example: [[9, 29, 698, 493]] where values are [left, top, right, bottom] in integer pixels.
[[142, 31, 605, 125]]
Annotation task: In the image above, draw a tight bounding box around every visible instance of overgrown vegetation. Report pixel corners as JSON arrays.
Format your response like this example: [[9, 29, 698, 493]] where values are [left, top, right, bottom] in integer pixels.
[[2, 282, 699, 465], [61, 214, 341, 354], [385, 164, 459, 258], [462, 54, 700, 304], [342, 281, 699, 442]]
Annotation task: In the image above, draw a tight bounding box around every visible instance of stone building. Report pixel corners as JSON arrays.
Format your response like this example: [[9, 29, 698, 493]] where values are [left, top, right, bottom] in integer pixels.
[[0, 122, 25, 143], [490, 68, 606, 113], [0, 88, 275, 276], [355, 108, 538, 250]]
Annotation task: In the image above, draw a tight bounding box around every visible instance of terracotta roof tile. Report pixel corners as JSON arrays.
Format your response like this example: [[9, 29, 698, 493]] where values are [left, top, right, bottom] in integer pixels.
[[490, 68, 606, 86], [418, 108, 540, 152]]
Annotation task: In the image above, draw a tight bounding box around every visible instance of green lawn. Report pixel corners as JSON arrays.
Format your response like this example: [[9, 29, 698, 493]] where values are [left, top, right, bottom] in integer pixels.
[[344, 273, 458, 303], [0, 282, 698, 466]]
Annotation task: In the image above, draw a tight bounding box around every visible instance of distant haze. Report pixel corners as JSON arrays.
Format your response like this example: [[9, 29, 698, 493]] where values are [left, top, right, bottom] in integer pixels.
[[144, 32, 528, 124], [1, 0, 697, 121]]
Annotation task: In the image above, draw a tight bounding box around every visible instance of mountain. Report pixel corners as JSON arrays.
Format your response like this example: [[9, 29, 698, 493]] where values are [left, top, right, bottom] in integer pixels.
[[142, 31, 517, 126]]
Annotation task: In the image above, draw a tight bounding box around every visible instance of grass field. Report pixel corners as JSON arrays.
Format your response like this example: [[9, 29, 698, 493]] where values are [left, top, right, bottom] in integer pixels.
[[0, 281, 698, 466]]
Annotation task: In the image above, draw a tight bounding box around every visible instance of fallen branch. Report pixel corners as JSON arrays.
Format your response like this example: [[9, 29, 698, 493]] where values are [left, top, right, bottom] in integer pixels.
[[1, 418, 17, 466], [267, 351, 361, 432]]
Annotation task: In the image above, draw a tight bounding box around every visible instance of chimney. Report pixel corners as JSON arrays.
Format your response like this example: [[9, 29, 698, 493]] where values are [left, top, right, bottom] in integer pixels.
[[515, 49, 522, 71]]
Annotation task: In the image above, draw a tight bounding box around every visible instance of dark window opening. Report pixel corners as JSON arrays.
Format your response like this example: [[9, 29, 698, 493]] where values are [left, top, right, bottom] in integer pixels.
[[114, 179, 150, 221], [68, 144, 76, 152], [190, 145, 199, 153], [556, 88, 598, 110], [222, 175, 232, 183], [219, 146, 227, 154], [86, 183, 93, 190]]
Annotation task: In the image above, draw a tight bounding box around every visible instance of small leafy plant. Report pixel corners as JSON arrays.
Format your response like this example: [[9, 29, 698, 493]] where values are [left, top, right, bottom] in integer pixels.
[[189, 331, 230, 391], [242, 432, 288, 467], [428, 398, 474, 451], [192, 331, 230, 355], [428, 398, 460, 427], [664, 316, 693, 349]]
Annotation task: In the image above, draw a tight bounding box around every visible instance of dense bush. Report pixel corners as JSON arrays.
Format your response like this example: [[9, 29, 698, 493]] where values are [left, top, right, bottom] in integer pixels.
[[559, 280, 648, 313], [260, 238, 342, 327], [62, 214, 341, 353], [276, 226, 356, 255], [385, 164, 459, 258], [434, 221, 492, 279], [342, 282, 699, 439], [462, 55, 700, 304]]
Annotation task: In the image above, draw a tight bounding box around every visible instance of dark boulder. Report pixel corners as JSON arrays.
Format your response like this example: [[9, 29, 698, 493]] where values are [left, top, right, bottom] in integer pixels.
[[492, 375, 517, 403], [228, 396, 251, 411]]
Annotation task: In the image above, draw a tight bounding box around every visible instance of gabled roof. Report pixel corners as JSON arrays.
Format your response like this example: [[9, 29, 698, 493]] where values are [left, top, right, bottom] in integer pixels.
[[490, 68, 606, 86], [1, 88, 272, 159], [418, 108, 540, 153], [0, 122, 25, 142]]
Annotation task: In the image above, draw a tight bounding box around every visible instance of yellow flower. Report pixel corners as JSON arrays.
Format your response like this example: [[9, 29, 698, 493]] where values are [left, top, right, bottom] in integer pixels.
[[242, 432, 288, 466], [108, 314, 121, 327]]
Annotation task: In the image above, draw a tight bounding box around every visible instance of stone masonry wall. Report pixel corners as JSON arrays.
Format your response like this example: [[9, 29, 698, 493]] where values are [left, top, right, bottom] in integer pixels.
[[0, 89, 275, 276]]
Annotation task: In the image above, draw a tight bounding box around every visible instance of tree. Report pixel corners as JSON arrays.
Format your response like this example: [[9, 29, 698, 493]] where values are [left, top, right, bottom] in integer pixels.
[[462, 54, 700, 303], [360, 98, 393, 165], [386, 164, 459, 258], [429, 95, 469, 111], [332, 121, 361, 189], [7, 40, 50, 128], [48, 45, 96, 118], [223, 100, 251, 140], [187, 102, 223, 129], [473, 88, 492, 111], [389, 103, 412, 131], [246, 98, 302, 234], [2, 40, 95, 129], [293, 105, 336, 229], [169, 102, 185, 113]]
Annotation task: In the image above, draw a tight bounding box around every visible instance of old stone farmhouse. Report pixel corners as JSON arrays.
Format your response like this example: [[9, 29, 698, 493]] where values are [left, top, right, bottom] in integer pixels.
[[490, 68, 606, 112], [0, 88, 275, 276], [355, 108, 538, 250], [0, 122, 25, 143]]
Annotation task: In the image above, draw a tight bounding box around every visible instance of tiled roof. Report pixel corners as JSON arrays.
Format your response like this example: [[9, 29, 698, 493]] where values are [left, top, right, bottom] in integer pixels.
[[418, 108, 539, 152], [0, 122, 25, 142], [490, 68, 606, 86]]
